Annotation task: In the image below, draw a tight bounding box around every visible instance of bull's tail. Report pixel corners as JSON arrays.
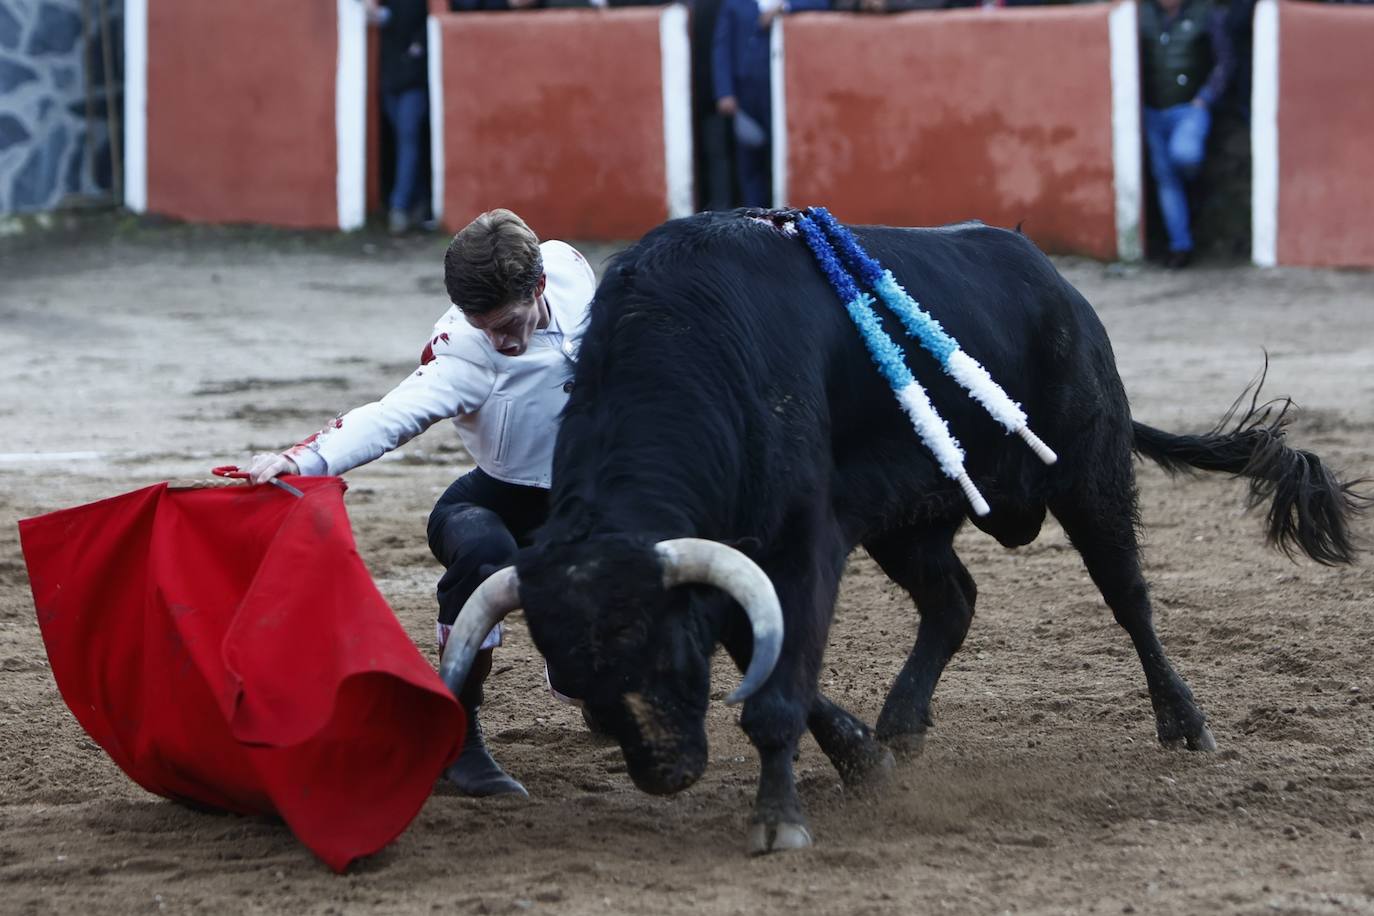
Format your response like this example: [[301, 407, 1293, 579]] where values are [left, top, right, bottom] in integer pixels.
[[1132, 368, 1370, 566]]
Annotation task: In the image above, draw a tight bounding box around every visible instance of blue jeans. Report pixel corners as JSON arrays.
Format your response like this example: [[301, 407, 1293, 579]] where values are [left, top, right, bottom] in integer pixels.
[[1144, 103, 1212, 253], [383, 88, 428, 214]]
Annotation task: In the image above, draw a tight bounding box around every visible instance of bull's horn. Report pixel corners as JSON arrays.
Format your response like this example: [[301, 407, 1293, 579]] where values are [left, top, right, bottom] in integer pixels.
[[439, 566, 522, 697], [654, 538, 783, 706]]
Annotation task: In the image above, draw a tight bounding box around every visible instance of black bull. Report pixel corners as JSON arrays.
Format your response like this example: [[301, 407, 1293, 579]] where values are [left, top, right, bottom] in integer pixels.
[[447, 210, 1366, 854]]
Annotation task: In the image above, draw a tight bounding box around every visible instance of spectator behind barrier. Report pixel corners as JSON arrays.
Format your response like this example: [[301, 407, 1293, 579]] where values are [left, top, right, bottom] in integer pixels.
[[713, 0, 829, 207], [367, 0, 434, 235], [1139, 0, 1233, 269]]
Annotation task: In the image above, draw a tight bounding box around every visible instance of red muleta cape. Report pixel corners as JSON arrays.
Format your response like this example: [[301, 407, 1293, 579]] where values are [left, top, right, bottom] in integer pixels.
[[18, 476, 464, 871]]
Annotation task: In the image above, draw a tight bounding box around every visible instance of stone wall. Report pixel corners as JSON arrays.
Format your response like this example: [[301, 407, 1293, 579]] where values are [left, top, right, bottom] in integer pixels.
[[0, 0, 123, 214]]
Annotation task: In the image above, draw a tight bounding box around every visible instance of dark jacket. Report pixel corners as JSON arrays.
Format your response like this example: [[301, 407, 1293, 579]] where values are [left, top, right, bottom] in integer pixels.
[[712, 0, 829, 117], [379, 0, 430, 94], [1139, 0, 1235, 108]]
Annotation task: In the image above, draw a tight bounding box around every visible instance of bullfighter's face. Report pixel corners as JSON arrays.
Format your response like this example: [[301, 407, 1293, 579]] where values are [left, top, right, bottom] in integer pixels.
[[463, 273, 549, 357], [517, 537, 712, 796]]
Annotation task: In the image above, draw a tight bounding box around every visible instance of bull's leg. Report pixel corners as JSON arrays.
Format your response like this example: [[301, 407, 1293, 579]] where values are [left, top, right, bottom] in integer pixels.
[[721, 537, 846, 855], [718, 645, 813, 855], [1050, 492, 1216, 751], [807, 693, 894, 788], [864, 521, 976, 756]]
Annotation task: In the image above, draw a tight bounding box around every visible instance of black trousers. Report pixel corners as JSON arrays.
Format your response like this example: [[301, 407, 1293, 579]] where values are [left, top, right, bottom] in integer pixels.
[[427, 468, 549, 631]]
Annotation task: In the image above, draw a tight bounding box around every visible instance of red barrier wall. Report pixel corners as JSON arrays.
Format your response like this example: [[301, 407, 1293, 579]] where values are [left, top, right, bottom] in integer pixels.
[[1277, 2, 1374, 268], [435, 9, 670, 239], [783, 7, 1118, 258], [146, 1, 339, 228]]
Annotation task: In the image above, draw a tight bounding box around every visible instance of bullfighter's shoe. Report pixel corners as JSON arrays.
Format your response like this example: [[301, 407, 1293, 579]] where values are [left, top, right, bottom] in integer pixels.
[[444, 705, 528, 798]]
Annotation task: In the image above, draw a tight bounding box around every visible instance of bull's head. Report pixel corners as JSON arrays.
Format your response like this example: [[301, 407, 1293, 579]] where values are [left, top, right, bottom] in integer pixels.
[[437, 538, 782, 796]]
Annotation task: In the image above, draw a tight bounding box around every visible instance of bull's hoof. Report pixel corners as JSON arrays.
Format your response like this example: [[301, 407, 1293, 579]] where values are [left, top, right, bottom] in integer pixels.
[[747, 822, 813, 855], [1160, 724, 1217, 752], [881, 730, 928, 759], [841, 746, 896, 792]]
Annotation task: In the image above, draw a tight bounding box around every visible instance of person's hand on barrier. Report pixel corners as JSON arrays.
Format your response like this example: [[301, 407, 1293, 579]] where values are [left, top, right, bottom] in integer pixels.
[[247, 452, 299, 485], [717, 95, 739, 118]]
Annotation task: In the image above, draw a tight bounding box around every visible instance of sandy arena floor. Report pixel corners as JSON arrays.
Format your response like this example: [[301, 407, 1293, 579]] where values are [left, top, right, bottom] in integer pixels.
[[1, 223, 1372, 915]]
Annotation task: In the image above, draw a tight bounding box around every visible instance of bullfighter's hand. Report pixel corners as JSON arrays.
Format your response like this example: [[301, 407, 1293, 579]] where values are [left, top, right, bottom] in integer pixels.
[[717, 95, 739, 117], [247, 452, 299, 485]]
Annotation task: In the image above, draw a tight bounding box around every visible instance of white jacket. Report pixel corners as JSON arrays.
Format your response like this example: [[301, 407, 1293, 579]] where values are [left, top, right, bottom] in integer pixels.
[[288, 240, 596, 488]]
